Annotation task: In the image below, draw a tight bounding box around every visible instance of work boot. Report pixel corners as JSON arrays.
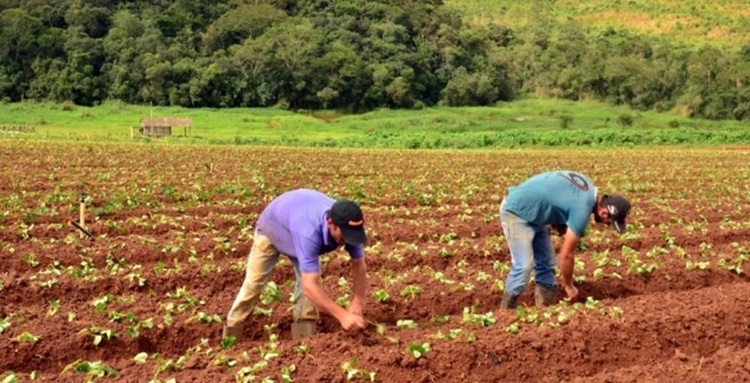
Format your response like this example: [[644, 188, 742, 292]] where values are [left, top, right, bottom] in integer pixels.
[[534, 284, 558, 307], [222, 324, 245, 340], [291, 319, 317, 340], [500, 292, 520, 310]]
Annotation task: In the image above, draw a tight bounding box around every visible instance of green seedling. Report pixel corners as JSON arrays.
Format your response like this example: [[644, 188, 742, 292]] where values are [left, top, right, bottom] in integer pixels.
[[133, 352, 149, 364], [14, 331, 40, 343], [407, 342, 430, 359], [61, 360, 119, 380], [220, 336, 237, 350], [372, 289, 390, 303], [340, 357, 376, 381]]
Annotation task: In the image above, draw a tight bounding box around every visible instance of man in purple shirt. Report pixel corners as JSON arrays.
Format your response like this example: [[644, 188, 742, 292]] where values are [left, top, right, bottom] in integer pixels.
[[223, 189, 368, 340]]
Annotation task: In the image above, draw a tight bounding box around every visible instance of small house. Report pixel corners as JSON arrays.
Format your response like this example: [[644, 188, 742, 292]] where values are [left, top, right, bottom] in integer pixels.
[[138, 117, 193, 138]]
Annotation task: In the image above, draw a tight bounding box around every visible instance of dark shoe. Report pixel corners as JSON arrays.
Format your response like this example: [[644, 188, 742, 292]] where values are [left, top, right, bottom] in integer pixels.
[[535, 284, 558, 307], [291, 319, 317, 340], [500, 292, 520, 309], [222, 324, 245, 340]]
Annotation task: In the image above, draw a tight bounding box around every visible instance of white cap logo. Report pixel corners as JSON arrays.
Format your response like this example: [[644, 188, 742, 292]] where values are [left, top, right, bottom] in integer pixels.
[[607, 205, 618, 216]]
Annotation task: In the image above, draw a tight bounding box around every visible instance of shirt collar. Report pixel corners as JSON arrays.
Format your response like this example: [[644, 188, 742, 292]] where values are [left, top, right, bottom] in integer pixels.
[[321, 215, 331, 246]]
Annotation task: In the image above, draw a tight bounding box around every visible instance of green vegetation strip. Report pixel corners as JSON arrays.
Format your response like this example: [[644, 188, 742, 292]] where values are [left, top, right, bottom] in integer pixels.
[[1, 100, 747, 149]]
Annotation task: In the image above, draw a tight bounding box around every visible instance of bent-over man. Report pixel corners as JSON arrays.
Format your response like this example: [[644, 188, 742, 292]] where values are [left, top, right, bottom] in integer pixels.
[[223, 188, 368, 340], [499, 170, 631, 309]]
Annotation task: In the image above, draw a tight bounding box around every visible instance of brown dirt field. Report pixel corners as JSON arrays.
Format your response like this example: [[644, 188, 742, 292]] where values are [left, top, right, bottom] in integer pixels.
[[1, 142, 750, 382]]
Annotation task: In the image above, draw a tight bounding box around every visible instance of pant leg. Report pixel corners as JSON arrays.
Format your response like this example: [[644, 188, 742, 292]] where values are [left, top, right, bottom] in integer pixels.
[[532, 225, 557, 288], [500, 200, 537, 297], [226, 232, 280, 327], [289, 256, 320, 321]]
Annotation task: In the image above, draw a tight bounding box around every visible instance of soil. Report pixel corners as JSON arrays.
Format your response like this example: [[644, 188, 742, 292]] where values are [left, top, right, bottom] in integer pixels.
[[1, 142, 750, 382]]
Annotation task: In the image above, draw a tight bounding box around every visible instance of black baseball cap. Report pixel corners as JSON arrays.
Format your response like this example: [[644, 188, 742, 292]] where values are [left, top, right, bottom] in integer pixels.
[[603, 194, 631, 233], [329, 199, 367, 245]]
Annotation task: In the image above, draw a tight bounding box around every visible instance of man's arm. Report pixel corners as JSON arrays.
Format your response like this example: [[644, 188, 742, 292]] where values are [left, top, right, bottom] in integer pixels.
[[558, 228, 580, 300], [301, 272, 364, 330], [347, 258, 367, 316]]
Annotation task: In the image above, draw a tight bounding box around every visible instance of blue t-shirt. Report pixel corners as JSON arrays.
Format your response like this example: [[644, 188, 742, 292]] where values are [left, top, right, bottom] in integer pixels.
[[503, 171, 596, 237], [255, 189, 364, 273]]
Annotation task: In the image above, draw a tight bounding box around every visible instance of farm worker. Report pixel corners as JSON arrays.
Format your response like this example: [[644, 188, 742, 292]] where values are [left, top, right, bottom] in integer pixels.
[[223, 188, 368, 340], [499, 170, 631, 309]]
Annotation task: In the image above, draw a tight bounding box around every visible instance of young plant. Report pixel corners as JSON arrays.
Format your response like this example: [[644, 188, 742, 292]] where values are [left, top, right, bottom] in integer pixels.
[[127, 318, 154, 338], [133, 352, 149, 364], [372, 289, 390, 303], [461, 307, 496, 327], [433, 328, 463, 340], [220, 336, 237, 350], [235, 360, 269, 383], [407, 342, 430, 359], [14, 331, 40, 343], [340, 357, 376, 381], [91, 294, 114, 315], [0, 317, 10, 334], [61, 360, 119, 380], [47, 300, 61, 316], [396, 319, 418, 329], [260, 282, 282, 305], [504, 322, 520, 334], [81, 326, 117, 346], [399, 285, 422, 299], [192, 312, 221, 324], [280, 364, 296, 383]]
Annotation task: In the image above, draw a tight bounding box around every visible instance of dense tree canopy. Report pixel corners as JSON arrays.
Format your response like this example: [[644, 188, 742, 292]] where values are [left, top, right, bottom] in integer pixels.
[[0, 0, 748, 119]]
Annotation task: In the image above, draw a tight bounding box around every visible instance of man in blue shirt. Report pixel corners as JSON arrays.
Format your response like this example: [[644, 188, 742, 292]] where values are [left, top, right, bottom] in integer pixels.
[[499, 170, 631, 309], [223, 189, 368, 340]]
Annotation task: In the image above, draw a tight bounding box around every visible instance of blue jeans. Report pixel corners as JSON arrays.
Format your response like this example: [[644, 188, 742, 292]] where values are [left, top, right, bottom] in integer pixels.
[[500, 200, 557, 297]]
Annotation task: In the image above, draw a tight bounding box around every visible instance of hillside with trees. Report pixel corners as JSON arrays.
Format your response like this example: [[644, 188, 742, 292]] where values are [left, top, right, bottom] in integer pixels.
[[1, 0, 749, 120]]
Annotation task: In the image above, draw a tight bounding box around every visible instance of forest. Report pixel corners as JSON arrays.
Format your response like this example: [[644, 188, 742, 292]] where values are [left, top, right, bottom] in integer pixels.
[[1, 0, 749, 120]]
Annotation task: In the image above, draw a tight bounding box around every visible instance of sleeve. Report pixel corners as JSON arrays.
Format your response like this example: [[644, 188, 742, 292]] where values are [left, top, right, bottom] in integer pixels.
[[291, 232, 322, 273], [566, 209, 590, 238], [345, 244, 364, 260]]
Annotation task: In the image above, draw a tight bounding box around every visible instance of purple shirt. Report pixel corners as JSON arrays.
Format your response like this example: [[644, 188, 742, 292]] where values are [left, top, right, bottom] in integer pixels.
[[255, 189, 364, 273]]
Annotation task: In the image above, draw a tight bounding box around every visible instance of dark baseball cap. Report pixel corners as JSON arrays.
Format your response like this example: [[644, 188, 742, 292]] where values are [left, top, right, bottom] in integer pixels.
[[329, 199, 367, 246], [603, 194, 631, 233]]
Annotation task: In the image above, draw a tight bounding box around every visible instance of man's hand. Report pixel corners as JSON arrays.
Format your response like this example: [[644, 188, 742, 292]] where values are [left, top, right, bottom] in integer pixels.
[[301, 272, 366, 332], [339, 312, 365, 331], [347, 300, 363, 317], [563, 284, 579, 301]]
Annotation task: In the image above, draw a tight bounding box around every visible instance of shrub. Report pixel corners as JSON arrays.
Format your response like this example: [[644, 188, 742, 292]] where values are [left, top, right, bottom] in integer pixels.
[[617, 114, 634, 127], [559, 114, 573, 129]]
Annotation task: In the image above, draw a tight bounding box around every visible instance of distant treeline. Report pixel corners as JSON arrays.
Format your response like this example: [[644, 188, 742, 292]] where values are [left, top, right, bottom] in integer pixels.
[[1, 0, 749, 119]]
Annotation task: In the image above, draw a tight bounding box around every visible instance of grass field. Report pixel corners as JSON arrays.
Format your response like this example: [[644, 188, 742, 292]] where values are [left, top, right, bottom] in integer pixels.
[[445, 0, 750, 47], [1, 99, 748, 148]]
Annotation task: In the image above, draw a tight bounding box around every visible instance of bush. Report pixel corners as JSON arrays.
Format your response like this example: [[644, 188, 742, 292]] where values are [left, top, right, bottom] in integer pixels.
[[668, 119, 680, 128], [559, 114, 573, 129], [61, 101, 75, 111], [617, 113, 634, 127]]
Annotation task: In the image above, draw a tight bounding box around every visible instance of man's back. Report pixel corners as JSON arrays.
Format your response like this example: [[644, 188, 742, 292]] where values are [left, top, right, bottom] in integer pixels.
[[503, 171, 596, 237], [256, 188, 334, 258]]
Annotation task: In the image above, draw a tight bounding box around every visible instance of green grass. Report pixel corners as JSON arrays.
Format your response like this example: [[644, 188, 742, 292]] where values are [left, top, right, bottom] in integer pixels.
[[445, 0, 750, 48], [0, 99, 748, 149]]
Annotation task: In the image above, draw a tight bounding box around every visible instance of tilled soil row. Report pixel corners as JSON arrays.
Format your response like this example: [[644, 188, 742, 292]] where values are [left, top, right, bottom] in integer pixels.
[[3, 278, 749, 382], [570, 344, 750, 382]]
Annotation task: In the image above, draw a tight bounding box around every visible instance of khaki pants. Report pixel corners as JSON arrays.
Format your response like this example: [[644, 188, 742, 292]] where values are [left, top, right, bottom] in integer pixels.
[[226, 232, 319, 328]]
